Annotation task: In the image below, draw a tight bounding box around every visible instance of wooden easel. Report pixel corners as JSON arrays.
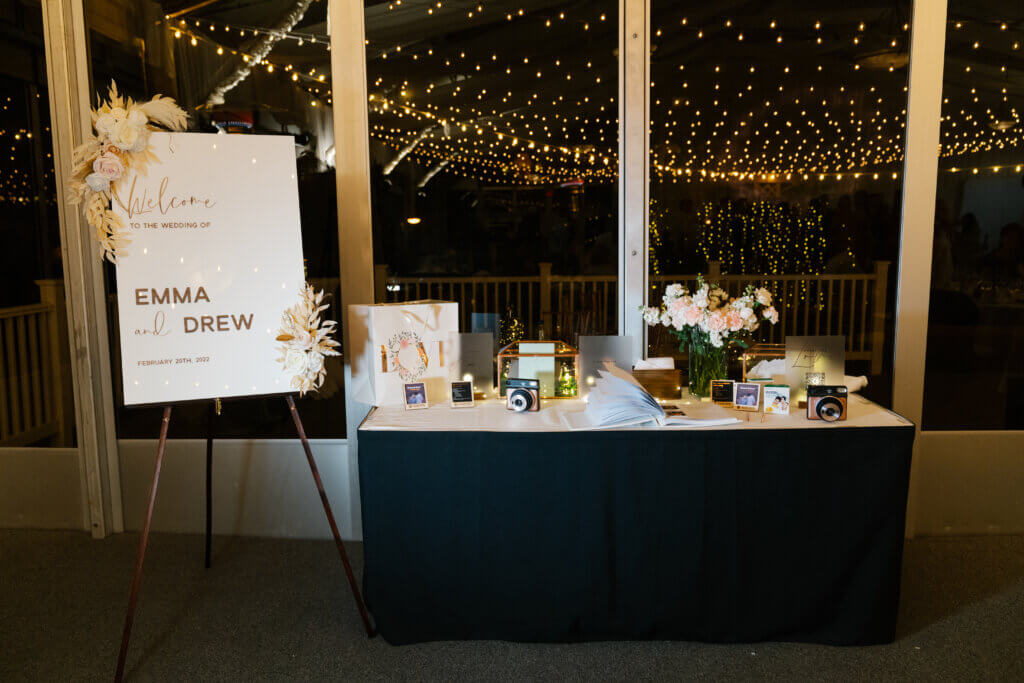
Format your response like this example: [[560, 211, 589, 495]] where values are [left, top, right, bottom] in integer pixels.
[[114, 395, 374, 682]]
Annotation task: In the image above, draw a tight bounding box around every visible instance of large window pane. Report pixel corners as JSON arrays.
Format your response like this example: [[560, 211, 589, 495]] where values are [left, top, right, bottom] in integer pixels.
[[923, 1, 1024, 430], [0, 1, 77, 447], [648, 2, 912, 407], [365, 1, 618, 348], [84, 0, 344, 437]]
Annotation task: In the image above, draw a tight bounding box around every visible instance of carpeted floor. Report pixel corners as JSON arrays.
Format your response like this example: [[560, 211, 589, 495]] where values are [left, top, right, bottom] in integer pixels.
[[1, 531, 1022, 682]]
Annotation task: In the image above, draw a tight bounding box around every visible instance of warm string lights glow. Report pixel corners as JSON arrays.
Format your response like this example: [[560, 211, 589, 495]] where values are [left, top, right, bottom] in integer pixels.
[[364, 8, 1021, 186], [167, 4, 1021, 187], [696, 201, 826, 276], [165, 21, 333, 107]]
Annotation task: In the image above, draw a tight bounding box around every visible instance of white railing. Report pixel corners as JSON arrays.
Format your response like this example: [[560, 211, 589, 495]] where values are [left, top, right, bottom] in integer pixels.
[[375, 261, 890, 374], [0, 280, 74, 447]]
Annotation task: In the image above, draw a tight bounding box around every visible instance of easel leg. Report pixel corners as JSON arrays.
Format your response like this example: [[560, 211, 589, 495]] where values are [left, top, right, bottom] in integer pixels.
[[204, 402, 214, 569], [115, 406, 172, 683], [286, 395, 375, 638]]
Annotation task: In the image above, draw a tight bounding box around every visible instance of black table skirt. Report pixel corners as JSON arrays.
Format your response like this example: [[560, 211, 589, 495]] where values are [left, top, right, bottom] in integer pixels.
[[358, 426, 914, 645]]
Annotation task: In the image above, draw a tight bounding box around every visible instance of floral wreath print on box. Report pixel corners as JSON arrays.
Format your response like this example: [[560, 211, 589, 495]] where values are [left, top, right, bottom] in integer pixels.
[[641, 277, 778, 398], [385, 330, 430, 382], [67, 83, 339, 396]]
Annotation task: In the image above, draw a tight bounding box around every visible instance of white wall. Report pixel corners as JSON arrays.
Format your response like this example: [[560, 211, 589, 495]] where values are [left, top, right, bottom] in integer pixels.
[[7, 434, 1024, 539], [117, 440, 361, 540], [0, 448, 84, 530], [911, 431, 1024, 536]]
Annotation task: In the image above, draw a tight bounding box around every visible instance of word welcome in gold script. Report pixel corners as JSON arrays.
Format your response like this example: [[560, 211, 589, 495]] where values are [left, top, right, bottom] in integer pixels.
[[119, 176, 216, 219], [134, 286, 254, 334]]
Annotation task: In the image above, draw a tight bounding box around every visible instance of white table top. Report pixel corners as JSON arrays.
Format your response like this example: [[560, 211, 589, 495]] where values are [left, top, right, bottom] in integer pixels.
[[360, 393, 913, 433]]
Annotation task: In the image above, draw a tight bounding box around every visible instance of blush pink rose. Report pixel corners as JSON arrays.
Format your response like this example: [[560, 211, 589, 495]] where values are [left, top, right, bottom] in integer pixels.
[[726, 310, 744, 331], [708, 311, 727, 333], [92, 152, 124, 181], [683, 305, 702, 326]]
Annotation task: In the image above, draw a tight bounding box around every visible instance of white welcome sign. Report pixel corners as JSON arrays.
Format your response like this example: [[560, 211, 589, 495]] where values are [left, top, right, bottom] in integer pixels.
[[113, 132, 306, 406]]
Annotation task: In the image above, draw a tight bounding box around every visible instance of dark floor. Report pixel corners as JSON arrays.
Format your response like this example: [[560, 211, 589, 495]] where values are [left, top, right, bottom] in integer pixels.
[[2, 532, 1023, 682]]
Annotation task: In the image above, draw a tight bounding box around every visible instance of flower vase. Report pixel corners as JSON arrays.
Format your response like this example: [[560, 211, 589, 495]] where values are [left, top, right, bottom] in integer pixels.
[[687, 344, 728, 398]]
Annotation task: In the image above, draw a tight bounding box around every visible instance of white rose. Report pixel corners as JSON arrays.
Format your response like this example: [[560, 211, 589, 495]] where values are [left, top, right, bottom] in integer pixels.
[[665, 284, 684, 300], [708, 331, 723, 348], [85, 172, 110, 192], [127, 109, 147, 126], [95, 112, 116, 138], [110, 119, 148, 152], [307, 352, 324, 374], [739, 306, 753, 320], [284, 349, 308, 374]]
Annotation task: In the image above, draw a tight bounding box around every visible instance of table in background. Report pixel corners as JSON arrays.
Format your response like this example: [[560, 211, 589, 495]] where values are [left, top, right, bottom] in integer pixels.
[[358, 395, 914, 645]]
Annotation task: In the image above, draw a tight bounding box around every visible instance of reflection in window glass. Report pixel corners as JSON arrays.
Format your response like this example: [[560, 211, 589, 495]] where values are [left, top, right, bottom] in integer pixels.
[[84, 0, 344, 438], [924, 2, 1024, 430], [0, 1, 77, 447], [365, 1, 618, 347], [648, 2, 912, 407]]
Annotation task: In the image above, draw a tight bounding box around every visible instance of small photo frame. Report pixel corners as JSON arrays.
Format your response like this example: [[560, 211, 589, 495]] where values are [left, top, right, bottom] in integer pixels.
[[450, 380, 475, 407], [763, 384, 791, 415], [710, 379, 735, 407], [733, 382, 761, 411], [403, 382, 429, 410]]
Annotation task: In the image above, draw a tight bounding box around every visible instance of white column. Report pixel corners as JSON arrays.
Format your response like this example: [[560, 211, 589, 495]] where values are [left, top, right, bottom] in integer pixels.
[[618, 0, 650, 360], [329, 0, 375, 539], [894, 0, 948, 536], [41, 0, 123, 536]]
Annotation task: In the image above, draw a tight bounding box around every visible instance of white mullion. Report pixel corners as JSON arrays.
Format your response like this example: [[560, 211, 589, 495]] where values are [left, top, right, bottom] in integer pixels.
[[329, 0, 375, 540], [894, 0, 948, 537], [41, 0, 124, 537], [618, 0, 650, 360]]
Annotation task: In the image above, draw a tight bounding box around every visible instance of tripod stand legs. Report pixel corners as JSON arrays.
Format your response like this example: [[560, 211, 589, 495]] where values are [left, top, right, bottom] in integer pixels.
[[115, 406, 172, 683], [286, 395, 375, 638]]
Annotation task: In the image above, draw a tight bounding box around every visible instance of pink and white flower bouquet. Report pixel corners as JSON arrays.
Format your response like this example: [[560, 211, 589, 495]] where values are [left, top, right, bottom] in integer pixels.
[[641, 276, 778, 396]]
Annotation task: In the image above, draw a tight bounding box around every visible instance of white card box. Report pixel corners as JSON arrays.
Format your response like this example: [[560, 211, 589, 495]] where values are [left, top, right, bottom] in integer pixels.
[[348, 300, 460, 406]]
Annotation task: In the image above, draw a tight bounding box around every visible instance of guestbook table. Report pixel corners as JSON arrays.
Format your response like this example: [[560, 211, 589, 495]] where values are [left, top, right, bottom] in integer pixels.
[[357, 394, 914, 646]]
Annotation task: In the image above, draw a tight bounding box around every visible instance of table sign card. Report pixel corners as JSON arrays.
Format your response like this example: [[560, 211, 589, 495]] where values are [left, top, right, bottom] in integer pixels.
[[784, 335, 845, 404], [450, 380, 474, 407], [710, 379, 735, 407], [112, 132, 306, 405]]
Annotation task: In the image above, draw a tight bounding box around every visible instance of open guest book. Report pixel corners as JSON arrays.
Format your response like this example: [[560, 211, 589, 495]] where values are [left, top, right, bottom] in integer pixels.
[[561, 364, 741, 431]]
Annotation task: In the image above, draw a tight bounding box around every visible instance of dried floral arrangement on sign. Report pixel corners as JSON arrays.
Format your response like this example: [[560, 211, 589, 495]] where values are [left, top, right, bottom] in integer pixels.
[[67, 82, 188, 262], [276, 285, 341, 395]]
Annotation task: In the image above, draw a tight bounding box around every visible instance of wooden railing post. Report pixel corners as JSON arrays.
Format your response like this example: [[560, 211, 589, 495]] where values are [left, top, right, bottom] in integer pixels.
[[36, 279, 73, 447], [539, 262, 553, 339], [707, 261, 721, 280], [870, 261, 890, 376], [373, 264, 388, 303]]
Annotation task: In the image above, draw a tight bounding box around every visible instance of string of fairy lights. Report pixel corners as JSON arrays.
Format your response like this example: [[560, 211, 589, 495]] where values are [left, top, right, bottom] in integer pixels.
[[159, 4, 1024, 185], [4, 6, 1020, 200], [1, 92, 55, 207], [359, 5, 1022, 185]]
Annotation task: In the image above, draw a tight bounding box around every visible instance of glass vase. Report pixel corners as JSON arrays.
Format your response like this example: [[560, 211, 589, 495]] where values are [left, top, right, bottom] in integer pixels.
[[687, 344, 728, 398]]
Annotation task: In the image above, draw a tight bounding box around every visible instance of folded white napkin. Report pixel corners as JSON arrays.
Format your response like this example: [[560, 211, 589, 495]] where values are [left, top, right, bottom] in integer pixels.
[[633, 357, 675, 370]]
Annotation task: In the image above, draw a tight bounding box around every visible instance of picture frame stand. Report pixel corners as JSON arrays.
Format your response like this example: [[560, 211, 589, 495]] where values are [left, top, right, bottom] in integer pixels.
[[114, 395, 374, 683]]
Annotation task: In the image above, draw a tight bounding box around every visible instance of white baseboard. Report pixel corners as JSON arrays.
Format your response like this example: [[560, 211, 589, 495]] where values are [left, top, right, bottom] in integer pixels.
[[117, 439, 362, 541]]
